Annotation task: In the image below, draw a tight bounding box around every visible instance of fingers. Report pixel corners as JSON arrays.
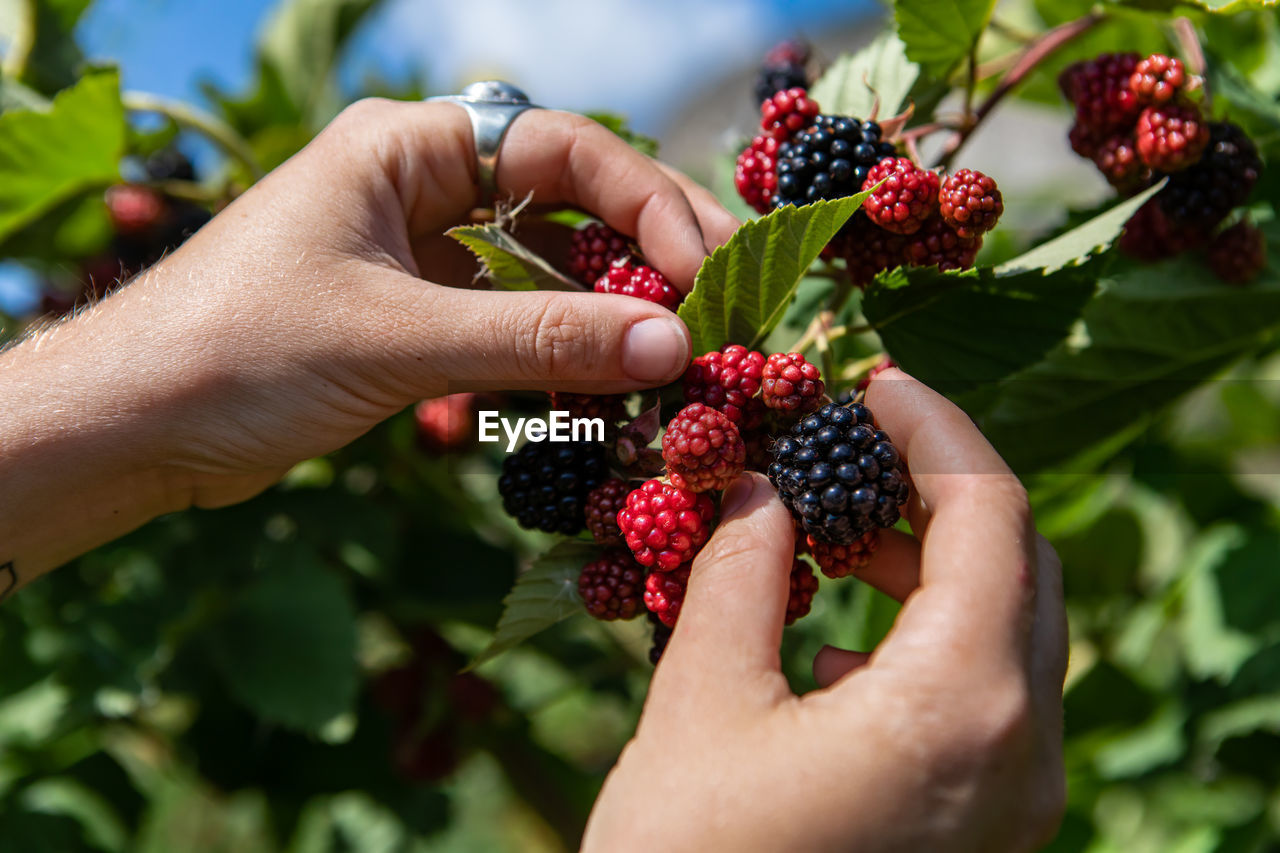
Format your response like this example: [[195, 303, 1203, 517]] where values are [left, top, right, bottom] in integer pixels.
[[813, 646, 872, 688], [496, 111, 713, 289], [660, 474, 794, 690], [849, 529, 922, 604], [861, 368, 1038, 676], [652, 161, 741, 256], [385, 279, 691, 394]]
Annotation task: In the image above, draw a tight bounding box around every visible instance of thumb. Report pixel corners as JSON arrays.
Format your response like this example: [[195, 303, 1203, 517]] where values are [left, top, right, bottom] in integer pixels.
[[410, 285, 691, 394], [662, 473, 795, 684]]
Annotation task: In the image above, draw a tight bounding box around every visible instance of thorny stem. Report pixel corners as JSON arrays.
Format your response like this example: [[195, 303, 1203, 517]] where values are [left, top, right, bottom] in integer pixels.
[[123, 91, 265, 180], [934, 11, 1107, 170]]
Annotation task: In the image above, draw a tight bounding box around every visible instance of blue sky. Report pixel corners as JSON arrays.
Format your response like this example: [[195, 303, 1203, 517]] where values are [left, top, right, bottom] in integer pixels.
[[78, 0, 874, 133]]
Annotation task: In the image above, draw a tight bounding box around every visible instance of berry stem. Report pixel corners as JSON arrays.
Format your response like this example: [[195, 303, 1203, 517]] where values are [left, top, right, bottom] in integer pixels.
[[123, 91, 266, 180], [935, 11, 1107, 169]]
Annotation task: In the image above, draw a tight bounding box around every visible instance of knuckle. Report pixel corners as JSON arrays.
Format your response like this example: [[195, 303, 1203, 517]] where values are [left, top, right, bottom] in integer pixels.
[[321, 98, 397, 150], [335, 97, 394, 127], [523, 294, 592, 377]]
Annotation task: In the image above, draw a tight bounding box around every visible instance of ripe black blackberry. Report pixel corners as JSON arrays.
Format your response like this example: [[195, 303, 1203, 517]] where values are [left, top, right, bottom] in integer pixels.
[[773, 116, 896, 208], [753, 39, 811, 106], [768, 402, 910, 545], [498, 440, 608, 535], [1159, 122, 1262, 228]]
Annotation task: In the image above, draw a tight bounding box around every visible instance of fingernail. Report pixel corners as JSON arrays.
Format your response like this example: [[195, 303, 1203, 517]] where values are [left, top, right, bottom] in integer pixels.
[[622, 317, 689, 383], [719, 474, 759, 519]]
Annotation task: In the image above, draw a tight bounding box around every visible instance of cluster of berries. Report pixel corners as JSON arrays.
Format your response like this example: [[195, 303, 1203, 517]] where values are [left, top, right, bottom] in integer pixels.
[[39, 150, 213, 316], [735, 87, 1003, 286], [1059, 52, 1266, 283], [496, 333, 907, 661], [567, 221, 682, 309]]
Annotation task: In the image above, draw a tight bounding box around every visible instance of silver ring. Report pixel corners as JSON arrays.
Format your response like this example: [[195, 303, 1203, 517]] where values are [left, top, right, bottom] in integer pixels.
[[428, 81, 540, 207]]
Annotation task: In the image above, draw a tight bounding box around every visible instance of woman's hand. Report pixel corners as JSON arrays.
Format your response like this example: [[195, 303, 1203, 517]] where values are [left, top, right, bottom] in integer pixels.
[[0, 99, 739, 582], [584, 368, 1068, 852]]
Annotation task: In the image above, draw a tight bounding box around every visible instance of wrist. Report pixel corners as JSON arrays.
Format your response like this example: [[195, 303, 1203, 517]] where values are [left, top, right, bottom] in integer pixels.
[[0, 275, 195, 587]]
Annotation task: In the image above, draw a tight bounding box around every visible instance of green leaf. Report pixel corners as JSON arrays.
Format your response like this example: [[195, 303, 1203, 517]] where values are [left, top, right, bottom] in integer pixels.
[[205, 0, 382, 134], [995, 182, 1163, 276], [258, 0, 379, 126], [862, 262, 1098, 392], [207, 548, 359, 731], [894, 0, 997, 77], [468, 541, 597, 670], [810, 31, 919, 120], [0, 68, 124, 243], [1208, 61, 1280, 147], [0, 190, 112, 261], [584, 111, 659, 158], [448, 222, 581, 292], [4, 0, 91, 95], [678, 194, 871, 354], [980, 221, 1280, 473], [859, 192, 1162, 392]]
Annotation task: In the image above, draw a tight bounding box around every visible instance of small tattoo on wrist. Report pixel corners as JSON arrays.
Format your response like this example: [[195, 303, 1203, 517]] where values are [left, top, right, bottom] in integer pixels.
[[0, 561, 16, 601]]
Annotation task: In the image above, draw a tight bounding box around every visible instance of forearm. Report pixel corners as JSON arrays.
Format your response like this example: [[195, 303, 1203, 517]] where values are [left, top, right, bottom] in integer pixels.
[[0, 277, 191, 590]]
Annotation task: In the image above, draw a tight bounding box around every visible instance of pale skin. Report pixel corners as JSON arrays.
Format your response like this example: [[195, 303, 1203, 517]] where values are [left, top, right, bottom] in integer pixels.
[[0, 99, 1066, 850]]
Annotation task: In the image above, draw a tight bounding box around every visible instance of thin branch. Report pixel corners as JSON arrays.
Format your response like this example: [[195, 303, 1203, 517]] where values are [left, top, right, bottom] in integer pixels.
[[935, 11, 1107, 170], [123, 91, 265, 180]]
